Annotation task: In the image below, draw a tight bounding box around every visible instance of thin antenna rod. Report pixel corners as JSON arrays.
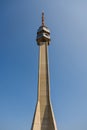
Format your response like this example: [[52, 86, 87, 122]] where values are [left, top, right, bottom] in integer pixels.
[[42, 11, 45, 26]]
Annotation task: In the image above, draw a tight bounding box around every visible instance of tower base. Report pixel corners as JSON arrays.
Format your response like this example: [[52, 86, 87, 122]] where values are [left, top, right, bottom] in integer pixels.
[[31, 101, 57, 130]]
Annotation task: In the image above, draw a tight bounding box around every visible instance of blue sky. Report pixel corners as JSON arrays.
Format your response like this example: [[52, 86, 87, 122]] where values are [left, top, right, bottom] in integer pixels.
[[0, 0, 87, 130]]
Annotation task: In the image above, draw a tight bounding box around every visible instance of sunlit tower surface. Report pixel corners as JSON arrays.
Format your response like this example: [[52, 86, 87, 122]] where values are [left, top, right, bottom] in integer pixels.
[[31, 12, 57, 130]]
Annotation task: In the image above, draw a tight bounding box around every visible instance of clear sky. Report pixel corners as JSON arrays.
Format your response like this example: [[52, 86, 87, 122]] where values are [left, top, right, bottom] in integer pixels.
[[0, 0, 87, 130]]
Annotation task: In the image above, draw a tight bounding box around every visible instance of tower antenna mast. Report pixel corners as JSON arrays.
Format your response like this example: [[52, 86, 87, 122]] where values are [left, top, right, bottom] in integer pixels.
[[42, 11, 45, 26]]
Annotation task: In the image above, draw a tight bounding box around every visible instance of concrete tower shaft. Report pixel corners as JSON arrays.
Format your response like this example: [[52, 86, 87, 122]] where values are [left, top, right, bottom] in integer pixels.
[[31, 13, 57, 130]]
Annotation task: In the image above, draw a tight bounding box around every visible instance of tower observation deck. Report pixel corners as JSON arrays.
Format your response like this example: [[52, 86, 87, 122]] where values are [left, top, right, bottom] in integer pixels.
[[31, 12, 57, 130]]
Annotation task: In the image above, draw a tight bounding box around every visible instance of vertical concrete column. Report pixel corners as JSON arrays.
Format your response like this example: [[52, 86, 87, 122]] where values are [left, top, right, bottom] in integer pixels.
[[38, 42, 50, 103]]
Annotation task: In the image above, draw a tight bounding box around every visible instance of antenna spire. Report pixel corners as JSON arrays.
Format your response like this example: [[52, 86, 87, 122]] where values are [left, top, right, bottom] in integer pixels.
[[42, 11, 45, 26]]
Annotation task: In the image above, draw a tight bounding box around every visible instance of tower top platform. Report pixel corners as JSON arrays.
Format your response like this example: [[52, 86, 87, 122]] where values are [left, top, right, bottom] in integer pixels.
[[36, 12, 51, 45]]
